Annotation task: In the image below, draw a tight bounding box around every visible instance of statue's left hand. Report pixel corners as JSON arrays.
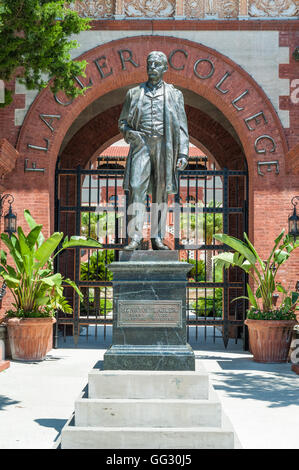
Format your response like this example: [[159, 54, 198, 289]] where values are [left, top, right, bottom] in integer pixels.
[[176, 155, 188, 171]]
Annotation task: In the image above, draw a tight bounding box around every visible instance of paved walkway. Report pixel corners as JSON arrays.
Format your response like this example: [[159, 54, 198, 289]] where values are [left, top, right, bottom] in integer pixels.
[[0, 326, 298, 449]]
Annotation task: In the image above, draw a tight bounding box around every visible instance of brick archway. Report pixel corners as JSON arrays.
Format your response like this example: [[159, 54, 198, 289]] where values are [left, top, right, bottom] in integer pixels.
[[59, 104, 246, 172], [7, 35, 290, 244]]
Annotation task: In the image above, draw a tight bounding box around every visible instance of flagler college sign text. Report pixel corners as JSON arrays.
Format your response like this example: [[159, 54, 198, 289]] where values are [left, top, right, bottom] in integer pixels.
[[26, 44, 278, 162]]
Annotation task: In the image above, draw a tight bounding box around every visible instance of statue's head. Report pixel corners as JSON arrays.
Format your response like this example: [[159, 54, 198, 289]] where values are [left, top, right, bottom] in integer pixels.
[[147, 51, 168, 83]]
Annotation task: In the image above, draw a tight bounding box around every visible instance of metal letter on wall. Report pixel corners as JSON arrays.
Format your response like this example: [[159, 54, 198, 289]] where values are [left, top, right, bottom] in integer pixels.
[[257, 161, 279, 176], [168, 49, 188, 70], [39, 114, 61, 133], [194, 59, 215, 79], [24, 159, 45, 173], [94, 56, 113, 79], [244, 111, 268, 131], [54, 75, 93, 105], [74, 76, 93, 89], [54, 94, 73, 107], [118, 49, 140, 70], [231, 90, 249, 111], [254, 135, 276, 154], [215, 71, 232, 94], [27, 138, 50, 152]]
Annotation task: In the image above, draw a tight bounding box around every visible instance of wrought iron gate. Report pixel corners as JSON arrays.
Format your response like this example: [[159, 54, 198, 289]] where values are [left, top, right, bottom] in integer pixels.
[[54, 155, 248, 349]]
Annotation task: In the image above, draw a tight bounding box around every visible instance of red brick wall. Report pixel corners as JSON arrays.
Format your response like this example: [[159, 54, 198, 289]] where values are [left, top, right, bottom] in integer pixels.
[[0, 79, 24, 147]]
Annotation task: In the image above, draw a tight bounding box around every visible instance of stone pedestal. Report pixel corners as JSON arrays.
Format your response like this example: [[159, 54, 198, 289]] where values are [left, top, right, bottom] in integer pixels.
[[103, 251, 195, 371], [60, 368, 236, 449]]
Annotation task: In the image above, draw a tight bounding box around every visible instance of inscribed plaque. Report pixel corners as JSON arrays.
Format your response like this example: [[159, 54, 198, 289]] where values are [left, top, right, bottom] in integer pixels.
[[117, 300, 182, 327]]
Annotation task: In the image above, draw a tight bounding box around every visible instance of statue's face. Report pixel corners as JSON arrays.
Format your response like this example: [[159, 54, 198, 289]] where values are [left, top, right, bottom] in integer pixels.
[[147, 54, 167, 82]]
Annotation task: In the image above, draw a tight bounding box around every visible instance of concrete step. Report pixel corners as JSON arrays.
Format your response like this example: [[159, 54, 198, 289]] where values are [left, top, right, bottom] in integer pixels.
[[75, 398, 222, 428], [88, 370, 209, 400], [61, 424, 234, 449]]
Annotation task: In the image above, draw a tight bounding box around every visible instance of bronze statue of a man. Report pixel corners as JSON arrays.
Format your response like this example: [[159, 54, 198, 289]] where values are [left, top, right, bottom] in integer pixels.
[[119, 51, 189, 250]]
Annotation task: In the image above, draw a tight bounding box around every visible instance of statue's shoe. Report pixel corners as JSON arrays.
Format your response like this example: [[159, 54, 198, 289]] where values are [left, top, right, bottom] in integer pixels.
[[123, 239, 142, 251], [151, 238, 169, 250]]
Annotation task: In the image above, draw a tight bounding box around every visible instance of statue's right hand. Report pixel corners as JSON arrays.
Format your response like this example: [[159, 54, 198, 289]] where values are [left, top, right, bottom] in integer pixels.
[[126, 130, 143, 144]]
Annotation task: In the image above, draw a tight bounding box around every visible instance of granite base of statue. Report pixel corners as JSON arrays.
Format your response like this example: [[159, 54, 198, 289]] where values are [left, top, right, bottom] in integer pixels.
[[103, 250, 195, 371]]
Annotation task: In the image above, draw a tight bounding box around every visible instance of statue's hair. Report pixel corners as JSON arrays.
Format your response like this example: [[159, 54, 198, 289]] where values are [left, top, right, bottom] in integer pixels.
[[147, 51, 168, 67]]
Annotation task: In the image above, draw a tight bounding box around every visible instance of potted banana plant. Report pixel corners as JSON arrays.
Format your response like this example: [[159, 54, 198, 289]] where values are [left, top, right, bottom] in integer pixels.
[[1, 210, 101, 361], [213, 230, 299, 363]]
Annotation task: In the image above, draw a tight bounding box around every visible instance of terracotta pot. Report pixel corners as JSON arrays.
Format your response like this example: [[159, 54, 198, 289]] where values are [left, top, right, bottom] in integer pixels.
[[245, 319, 297, 363], [6, 317, 56, 361]]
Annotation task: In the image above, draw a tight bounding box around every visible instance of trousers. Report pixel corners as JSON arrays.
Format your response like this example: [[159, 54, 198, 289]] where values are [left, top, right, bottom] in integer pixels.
[[127, 134, 168, 241]]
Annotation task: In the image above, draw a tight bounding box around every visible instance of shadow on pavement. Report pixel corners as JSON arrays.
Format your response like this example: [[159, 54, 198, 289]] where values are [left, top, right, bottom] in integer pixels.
[[211, 369, 299, 408], [0, 395, 20, 410], [35, 418, 68, 442]]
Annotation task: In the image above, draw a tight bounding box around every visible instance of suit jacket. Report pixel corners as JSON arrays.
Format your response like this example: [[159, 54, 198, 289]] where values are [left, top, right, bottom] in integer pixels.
[[118, 82, 189, 195]]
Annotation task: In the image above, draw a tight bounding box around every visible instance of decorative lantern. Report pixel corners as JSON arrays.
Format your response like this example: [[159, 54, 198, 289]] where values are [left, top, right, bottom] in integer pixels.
[[4, 203, 17, 236], [0, 194, 16, 237], [288, 196, 299, 241]]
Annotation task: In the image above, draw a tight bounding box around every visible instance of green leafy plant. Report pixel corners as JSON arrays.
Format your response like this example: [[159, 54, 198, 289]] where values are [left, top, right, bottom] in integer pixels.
[[0, 209, 102, 318], [191, 287, 223, 317], [80, 250, 114, 281], [213, 229, 299, 320], [81, 212, 103, 241], [190, 201, 223, 243], [80, 250, 114, 317], [0, 0, 90, 107], [80, 294, 113, 316], [187, 258, 205, 281], [181, 202, 223, 281], [81, 212, 121, 242]]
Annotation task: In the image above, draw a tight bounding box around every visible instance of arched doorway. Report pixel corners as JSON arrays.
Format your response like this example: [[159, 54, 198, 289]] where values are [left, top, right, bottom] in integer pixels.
[[54, 84, 249, 348]]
